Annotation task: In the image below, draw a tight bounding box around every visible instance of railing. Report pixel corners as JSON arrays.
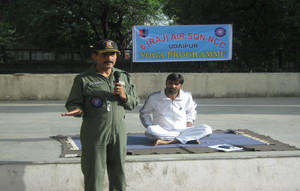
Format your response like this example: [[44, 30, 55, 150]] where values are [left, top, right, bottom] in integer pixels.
[[0, 48, 299, 73]]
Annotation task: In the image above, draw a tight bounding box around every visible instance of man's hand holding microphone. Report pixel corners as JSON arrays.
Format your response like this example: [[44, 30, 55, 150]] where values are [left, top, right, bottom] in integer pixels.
[[113, 71, 127, 102]]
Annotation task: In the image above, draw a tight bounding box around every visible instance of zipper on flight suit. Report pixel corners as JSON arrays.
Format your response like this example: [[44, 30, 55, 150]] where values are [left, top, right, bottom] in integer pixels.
[[108, 73, 117, 144], [96, 73, 114, 143], [97, 73, 112, 113]]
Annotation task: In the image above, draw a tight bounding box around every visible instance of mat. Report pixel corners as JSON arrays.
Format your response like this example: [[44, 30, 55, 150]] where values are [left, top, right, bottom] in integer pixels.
[[51, 129, 299, 157]]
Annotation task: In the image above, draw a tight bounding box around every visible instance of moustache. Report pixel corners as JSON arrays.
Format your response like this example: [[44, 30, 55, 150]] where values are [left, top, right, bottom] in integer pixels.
[[166, 88, 177, 94], [167, 88, 176, 91], [104, 60, 114, 64]]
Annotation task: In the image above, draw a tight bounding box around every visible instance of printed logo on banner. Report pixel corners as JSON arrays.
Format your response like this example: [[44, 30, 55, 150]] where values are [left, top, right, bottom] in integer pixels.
[[139, 29, 149, 38], [215, 27, 226, 37]]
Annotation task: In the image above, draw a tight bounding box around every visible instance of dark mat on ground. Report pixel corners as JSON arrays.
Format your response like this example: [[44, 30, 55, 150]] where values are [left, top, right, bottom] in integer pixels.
[[51, 129, 299, 157]]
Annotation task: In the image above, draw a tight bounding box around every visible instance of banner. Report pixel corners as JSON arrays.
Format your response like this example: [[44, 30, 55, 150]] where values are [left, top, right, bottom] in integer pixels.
[[132, 24, 232, 62]]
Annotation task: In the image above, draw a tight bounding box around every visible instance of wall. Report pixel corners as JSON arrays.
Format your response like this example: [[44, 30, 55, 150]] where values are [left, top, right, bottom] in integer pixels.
[[0, 73, 299, 100], [1, 156, 300, 191]]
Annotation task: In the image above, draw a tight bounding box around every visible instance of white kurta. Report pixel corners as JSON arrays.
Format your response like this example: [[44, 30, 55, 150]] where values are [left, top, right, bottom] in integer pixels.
[[139, 89, 212, 144]]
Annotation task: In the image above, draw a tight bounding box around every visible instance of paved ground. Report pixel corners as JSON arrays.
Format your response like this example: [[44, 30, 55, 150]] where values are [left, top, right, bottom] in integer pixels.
[[0, 97, 300, 164]]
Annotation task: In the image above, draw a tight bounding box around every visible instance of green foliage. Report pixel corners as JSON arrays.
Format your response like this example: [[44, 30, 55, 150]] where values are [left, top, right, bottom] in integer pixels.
[[0, 22, 16, 47], [163, 0, 300, 71], [1, 0, 164, 49], [1, 0, 298, 72]]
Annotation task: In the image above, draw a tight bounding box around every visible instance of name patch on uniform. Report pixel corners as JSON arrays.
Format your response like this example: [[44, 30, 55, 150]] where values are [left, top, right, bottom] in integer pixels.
[[91, 97, 103, 108], [89, 81, 103, 86]]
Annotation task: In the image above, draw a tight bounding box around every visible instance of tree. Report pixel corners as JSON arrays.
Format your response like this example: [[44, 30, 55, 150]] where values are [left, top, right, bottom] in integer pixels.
[[163, 0, 300, 71], [0, 0, 17, 48], [1, 0, 165, 50]]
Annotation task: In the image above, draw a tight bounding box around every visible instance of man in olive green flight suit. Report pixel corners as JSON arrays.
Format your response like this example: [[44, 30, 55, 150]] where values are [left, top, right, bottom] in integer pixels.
[[61, 39, 139, 191]]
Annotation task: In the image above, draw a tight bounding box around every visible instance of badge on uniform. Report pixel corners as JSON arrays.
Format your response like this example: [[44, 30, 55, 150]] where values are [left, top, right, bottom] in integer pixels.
[[91, 97, 103, 108]]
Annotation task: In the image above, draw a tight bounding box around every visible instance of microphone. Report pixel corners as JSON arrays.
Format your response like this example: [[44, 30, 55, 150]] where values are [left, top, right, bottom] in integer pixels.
[[114, 71, 121, 83], [114, 70, 127, 102]]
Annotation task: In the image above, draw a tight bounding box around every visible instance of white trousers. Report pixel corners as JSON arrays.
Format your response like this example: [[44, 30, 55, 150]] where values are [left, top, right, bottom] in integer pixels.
[[145, 124, 212, 144]]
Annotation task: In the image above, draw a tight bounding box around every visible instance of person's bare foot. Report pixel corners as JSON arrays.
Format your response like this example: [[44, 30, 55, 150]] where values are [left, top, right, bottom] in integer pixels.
[[154, 139, 179, 146]]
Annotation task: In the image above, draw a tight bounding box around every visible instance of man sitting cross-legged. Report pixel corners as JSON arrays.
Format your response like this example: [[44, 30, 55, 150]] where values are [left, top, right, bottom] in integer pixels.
[[139, 73, 212, 146]]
